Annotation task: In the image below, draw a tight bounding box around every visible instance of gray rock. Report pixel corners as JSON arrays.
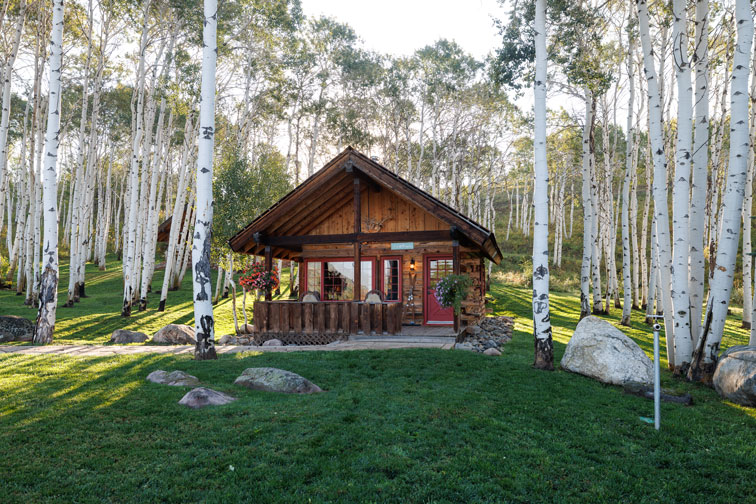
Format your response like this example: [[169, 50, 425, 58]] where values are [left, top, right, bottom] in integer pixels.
[[0, 315, 34, 342], [178, 387, 236, 409], [217, 334, 237, 345], [237, 337, 251, 345], [147, 370, 200, 387], [560, 316, 653, 386], [234, 367, 322, 394], [454, 342, 475, 351], [110, 329, 148, 344], [152, 324, 196, 345], [483, 340, 499, 350], [484, 348, 502, 356], [713, 345, 756, 407], [261, 338, 283, 347]]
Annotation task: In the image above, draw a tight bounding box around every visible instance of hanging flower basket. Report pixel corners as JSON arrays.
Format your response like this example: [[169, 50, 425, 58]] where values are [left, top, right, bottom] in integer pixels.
[[239, 262, 279, 293], [434, 274, 471, 316]]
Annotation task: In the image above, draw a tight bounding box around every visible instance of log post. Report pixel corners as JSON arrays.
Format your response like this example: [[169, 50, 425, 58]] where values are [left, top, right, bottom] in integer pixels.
[[265, 245, 272, 301], [354, 176, 361, 301], [453, 239, 460, 332]]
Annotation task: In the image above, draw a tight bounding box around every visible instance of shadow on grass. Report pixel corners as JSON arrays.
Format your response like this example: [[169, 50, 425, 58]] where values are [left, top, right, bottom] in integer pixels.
[[1, 347, 755, 503]]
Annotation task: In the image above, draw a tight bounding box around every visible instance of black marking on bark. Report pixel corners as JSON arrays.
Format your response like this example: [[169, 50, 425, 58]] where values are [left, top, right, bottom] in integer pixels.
[[194, 232, 212, 301]]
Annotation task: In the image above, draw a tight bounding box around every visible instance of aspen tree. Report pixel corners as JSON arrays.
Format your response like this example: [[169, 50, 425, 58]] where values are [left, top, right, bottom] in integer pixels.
[[34, 0, 64, 345], [532, 0, 552, 370], [620, 28, 635, 326], [579, 89, 594, 319], [193, 0, 218, 360], [689, 0, 709, 345], [689, 0, 753, 383], [637, 0, 676, 366], [670, 0, 694, 372]]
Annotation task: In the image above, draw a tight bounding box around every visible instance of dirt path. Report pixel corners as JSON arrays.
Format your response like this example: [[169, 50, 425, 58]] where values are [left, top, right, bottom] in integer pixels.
[[0, 340, 454, 357]]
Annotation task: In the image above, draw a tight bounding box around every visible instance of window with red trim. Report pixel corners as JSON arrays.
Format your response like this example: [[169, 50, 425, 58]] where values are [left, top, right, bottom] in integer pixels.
[[381, 256, 402, 302], [303, 258, 375, 301]]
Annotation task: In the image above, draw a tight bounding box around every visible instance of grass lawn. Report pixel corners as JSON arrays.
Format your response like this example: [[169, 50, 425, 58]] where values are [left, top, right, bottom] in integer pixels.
[[1, 261, 756, 502], [0, 255, 294, 343]]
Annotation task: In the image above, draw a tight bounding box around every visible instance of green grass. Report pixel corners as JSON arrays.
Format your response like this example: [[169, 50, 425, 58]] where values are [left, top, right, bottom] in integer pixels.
[[0, 255, 293, 343], [1, 258, 755, 502]]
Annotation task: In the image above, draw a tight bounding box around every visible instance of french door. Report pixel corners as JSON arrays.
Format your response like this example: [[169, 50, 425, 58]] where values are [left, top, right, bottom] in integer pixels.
[[424, 255, 454, 325]]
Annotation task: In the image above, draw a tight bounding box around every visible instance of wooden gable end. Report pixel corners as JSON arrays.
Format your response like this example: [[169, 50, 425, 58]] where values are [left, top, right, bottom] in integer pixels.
[[307, 184, 447, 236]]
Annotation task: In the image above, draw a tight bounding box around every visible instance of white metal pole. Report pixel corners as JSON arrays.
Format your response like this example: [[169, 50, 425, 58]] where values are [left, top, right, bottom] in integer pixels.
[[653, 322, 661, 431]]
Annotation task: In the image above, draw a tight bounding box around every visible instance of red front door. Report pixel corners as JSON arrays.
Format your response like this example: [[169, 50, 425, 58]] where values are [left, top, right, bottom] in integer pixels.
[[424, 255, 454, 325]]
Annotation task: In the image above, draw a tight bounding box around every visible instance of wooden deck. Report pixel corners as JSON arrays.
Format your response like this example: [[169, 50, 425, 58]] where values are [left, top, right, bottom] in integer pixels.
[[253, 300, 404, 345]]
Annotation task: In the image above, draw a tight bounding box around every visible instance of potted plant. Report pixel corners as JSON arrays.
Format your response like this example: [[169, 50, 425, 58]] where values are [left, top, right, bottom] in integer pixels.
[[239, 262, 279, 300], [434, 274, 472, 315]]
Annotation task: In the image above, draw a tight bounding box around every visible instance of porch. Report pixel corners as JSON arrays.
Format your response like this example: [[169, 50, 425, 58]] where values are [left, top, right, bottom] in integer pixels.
[[252, 300, 459, 345]]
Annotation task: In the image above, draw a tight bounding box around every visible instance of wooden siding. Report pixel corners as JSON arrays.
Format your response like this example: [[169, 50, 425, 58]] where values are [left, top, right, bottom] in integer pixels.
[[307, 184, 447, 236]]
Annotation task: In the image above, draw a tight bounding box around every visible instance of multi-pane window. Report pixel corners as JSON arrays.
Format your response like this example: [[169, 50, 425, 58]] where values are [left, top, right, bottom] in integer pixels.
[[381, 257, 402, 302], [306, 262, 321, 293], [305, 259, 374, 301]]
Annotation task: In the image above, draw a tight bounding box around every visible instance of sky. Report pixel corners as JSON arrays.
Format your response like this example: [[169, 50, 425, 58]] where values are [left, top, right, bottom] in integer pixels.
[[299, 0, 509, 61]]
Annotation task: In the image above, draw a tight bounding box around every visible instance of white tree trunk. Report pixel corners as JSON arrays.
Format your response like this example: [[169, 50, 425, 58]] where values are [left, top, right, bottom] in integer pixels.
[[34, 0, 63, 345], [0, 1, 25, 234], [193, 0, 218, 360], [637, 0, 676, 367], [579, 91, 593, 319], [532, 0, 552, 370], [689, 0, 753, 383], [689, 0, 709, 347], [621, 33, 636, 326], [671, 0, 694, 373], [159, 112, 195, 310], [122, 0, 151, 316]]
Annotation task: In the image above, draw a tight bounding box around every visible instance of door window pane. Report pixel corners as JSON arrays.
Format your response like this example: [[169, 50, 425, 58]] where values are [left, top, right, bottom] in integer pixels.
[[307, 262, 321, 293], [382, 258, 401, 301]]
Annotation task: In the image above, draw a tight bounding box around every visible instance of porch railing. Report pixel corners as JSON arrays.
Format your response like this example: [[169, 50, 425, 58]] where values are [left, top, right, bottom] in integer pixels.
[[252, 301, 403, 343]]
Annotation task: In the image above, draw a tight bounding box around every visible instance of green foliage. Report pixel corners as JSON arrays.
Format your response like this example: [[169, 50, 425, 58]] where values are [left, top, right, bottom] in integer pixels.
[[213, 144, 292, 251], [491, 0, 614, 95]]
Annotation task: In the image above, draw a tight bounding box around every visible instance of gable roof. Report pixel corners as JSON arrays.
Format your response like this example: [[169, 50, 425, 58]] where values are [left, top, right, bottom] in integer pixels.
[[228, 147, 501, 264]]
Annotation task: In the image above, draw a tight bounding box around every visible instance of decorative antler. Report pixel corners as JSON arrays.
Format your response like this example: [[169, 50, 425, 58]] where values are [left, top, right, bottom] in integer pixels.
[[362, 215, 394, 232]]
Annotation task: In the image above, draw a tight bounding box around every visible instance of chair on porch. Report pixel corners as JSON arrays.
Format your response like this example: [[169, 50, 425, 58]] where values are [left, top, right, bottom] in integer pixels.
[[300, 291, 321, 303], [364, 290, 385, 304]]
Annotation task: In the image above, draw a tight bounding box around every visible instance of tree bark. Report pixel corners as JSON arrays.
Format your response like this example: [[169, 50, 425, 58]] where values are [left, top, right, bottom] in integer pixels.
[[689, 0, 753, 383], [34, 0, 64, 345], [671, 0, 694, 373], [637, 0, 676, 367], [532, 0, 552, 371], [193, 0, 218, 361]]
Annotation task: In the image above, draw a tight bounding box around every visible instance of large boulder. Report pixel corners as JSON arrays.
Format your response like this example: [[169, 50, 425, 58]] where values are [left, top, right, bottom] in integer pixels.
[[0, 315, 34, 343], [261, 338, 283, 347], [146, 370, 200, 387], [713, 346, 756, 407], [152, 324, 196, 345], [178, 388, 236, 409], [234, 367, 323, 394], [111, 329, 148, 344], [560, 316, 653, 386]]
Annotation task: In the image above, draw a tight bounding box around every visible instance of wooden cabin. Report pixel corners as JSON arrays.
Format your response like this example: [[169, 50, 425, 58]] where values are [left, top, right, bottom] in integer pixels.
[[228, 147, 502, 344]]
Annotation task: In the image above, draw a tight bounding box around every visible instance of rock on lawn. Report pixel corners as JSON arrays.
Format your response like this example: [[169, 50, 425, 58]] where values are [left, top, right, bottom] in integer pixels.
[[147, 370, 200, 387], [560, 316, 653, 386], [234, 367, 322, 394], [178, 388, 236, 409]]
